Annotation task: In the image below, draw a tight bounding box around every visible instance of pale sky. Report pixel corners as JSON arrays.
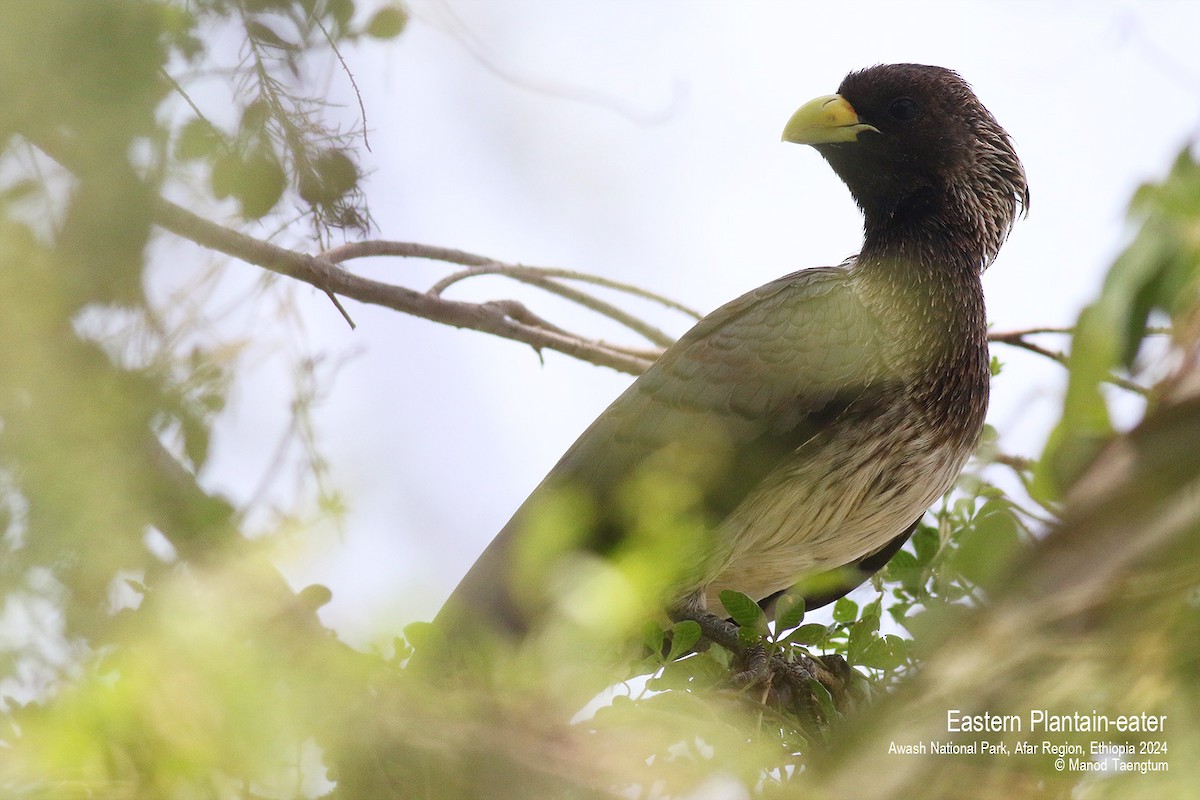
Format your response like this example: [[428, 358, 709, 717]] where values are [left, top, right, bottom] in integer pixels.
[[181, 1, 1200, 645]]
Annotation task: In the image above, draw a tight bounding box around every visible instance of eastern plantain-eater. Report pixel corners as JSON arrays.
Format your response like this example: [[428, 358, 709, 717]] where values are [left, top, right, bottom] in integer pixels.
[[430, 63, 1028, 660]]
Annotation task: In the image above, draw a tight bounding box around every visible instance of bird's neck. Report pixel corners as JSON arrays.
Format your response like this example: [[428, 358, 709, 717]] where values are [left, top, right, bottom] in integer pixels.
[[854, 210, 991, 446], [858, 206, 988, 298], [860, 180, 1010, 271]]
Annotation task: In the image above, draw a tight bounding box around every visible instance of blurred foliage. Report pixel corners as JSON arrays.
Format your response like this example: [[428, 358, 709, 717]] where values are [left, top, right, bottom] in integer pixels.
[[1037, 148, 1200, 498], [0, 1, 1198, 798]]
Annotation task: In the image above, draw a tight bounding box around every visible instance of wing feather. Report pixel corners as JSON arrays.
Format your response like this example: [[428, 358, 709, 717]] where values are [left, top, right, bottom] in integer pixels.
[[436, 264, 894, 634]]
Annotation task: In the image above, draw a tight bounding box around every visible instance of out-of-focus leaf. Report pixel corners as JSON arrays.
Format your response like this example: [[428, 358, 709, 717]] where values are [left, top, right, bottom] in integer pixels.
[[642, 621, 665, 658], [240, 99, 271, 135], [1037, 147, 1200, 501], [858, 634, 909, 671], [246, 20, 295, 50], [299, 149, 359, 206], [366, 5, 408, 39], [831, 597, 858, 624], [327, 0, 355, 31], [666, 620, 701, 662], [235, 150, 286, 218], [175, 118, 223, 161], [211, 151, 240, 199], [947, 500, 1023, 586], [883, 549, 921, 594], [911, 525, 939, 567], [401, 621, 439, 657], [859, 597, 881, 626]]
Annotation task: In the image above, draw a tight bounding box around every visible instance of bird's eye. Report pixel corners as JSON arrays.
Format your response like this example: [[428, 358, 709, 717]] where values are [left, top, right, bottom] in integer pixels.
[[887, 97, 921, 121]]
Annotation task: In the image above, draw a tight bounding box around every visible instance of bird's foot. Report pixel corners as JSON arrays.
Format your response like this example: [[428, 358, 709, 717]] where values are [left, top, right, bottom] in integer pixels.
[[670, 609, 852, 717]]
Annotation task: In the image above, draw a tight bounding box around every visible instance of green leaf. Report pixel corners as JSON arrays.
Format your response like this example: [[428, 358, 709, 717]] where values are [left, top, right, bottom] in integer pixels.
[[647, 659, 690, 691], [737, 625, 763, 647], [327, 0, 355, 31], [847, 618, 875, 662], [858, 634, 910, 670], [317, 150, 358, 195], [887, 602, 912, 626], [808, 679, 839, 722], [366, 5, 407, 39], [773, 593, 805, 633], [240, 99, 271, 135], [831, 597, 858, 624], [210, 150, 241, 199], [391, 635, 413, 663], [297, 583, 333, 611], [719, 590, 765, 631], [235, 150, 286, 218], [947, 501, 1022, 586], [299, 149, 358, 205], [175, 118, 223, 160], [666, 620, 701, 662], [245, 20, 295, 50], [782, 623, 828, 647], [911, 525, 939, 566], [1035, 148, 1200, 500], [883, 549, 921, 594], [401, 621, 440, 656], [860, 597, 881, 626], [642, 622, 665, 658], [180, 407, 211, 469]]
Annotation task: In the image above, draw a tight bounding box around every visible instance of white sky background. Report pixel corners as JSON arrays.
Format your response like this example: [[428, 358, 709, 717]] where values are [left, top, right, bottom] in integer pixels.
[[187, 0, 1200, 646]]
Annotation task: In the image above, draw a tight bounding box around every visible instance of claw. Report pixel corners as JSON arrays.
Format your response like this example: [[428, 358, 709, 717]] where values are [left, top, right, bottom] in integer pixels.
[[729, 644, 769, 687], [669, 607, 848, 718]]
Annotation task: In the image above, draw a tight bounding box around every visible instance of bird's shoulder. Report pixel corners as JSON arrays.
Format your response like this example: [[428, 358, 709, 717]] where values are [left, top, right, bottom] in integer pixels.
[[553, 261, 889, 480], [637, 260, 886, 418]]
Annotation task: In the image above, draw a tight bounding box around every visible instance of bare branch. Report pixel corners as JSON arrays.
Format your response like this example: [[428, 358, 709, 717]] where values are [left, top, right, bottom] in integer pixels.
[[987, 329, 1068, 362], [324, 240, 691, 348], [322, 239, 494, 267], [151, 199, 657, 375], [988, 327, 1150, 396], [991, 452, 1036, 473], [431, 268, 678, 348], [314, 15, 371, 152], [427, 263, 703, 321]]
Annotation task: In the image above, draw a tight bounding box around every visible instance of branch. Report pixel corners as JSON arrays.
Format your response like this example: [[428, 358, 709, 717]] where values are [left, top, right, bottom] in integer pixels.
[[325, 240, 699, 348], [988, 327, 1151, 396], [152, 200, 657, 375], [987, 327, 1068, 362]]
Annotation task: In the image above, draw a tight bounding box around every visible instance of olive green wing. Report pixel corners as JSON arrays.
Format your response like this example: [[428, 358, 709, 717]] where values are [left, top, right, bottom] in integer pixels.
[[436, 264, 893, 636]]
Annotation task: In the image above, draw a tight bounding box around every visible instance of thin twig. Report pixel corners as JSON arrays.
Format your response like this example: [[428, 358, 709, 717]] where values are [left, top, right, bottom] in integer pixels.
[[160, 68, 210, 122], [431, 266, 677, 348], [990, 326, 1073, 337], [314, 15, 370, 152], [324, 240, 702, 319], [992, 452, 1036, 473], [989, 328, 1150, 396], [323, 289, 356, 329], [151, 200, 656, 376], [429, 263, 703, 320], [322, 239, 494, 267], [323, 240, 697, 347]]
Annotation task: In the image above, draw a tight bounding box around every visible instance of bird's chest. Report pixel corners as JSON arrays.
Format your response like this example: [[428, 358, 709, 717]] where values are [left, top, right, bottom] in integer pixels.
[[699, 372, 985, 609]]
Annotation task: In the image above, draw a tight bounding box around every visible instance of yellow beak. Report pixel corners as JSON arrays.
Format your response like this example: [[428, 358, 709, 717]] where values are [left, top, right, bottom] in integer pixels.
[[782, 94, 879, 145]]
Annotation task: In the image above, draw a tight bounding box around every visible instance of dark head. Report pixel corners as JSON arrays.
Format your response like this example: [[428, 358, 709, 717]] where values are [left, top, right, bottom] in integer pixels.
[[783, 64, 1028, 270]]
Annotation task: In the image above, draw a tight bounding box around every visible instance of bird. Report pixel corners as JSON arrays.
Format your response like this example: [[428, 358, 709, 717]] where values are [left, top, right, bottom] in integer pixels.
[[426, 64, 1028, 670]]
